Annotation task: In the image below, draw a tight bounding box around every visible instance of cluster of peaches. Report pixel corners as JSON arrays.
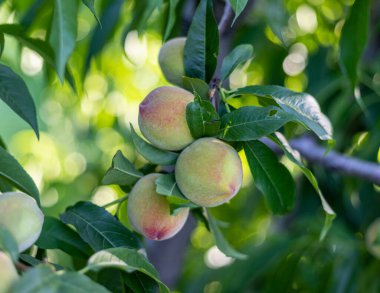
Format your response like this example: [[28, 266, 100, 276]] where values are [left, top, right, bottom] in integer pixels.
[[127, 38, 243, 241]]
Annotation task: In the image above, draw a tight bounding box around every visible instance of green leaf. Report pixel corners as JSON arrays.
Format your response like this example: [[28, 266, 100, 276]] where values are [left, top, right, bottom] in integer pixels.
[[36, 216, 92, 259], [0, 147, 40, 205], [124, 272, 159, 293], [339, 0, 371, 91], [85, 0, 123, 75], [184, 0, 219, 83], [82, 0, 101, 26], [221, 44, 253, 81], [229, 0, 249, 25], [155, 173, 197, 214], [219, 106, 291, 141], [0, 64, 39, 138], [130, 125, 178, 166], [206, 209, 247, 259], [163, 0, 180, 41], [0, 24, 54, 66], [0, 32, 4, 58], [49, 0, 78, 82], [86, 247, 170, 293], [60, 201, 142, 251], [0, 227, 19, 262], [102, 150, 143, 186], [232, 85, 333, 141], [186, 94, 221, 139], [12, 265, 110, 293], [182, 76, 210, 100], [244, 140, 295, 214], [269, 132, 335, 239]]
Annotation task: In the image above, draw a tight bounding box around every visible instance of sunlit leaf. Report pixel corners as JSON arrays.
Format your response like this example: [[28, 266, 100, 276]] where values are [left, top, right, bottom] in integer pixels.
[[0, 64, 39, 138], [12, 265, 110, 293], [232, 85, 333, 141], [86, 248, 170, 293], [60, 201, 141, 251], [49, 0, 78, 82], [244, 140, 295, 214], [0, 147, 40, 205], [184, 0, 219, 83]]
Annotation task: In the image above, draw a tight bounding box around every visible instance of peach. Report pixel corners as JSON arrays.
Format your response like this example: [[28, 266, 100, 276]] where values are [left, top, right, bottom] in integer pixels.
[[175, 138, 243, 207], [0, 192, 44, 252], [138, 86, 195, 151], [0, 252, 18, 293], [127, 174, 189, 241], [158, 37, 186, 87]]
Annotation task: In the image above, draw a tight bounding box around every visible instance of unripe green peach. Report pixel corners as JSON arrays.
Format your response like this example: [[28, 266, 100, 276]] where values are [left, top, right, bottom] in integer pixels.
[[128, 174, 189, 241], [158, 37, 186, 87], [0, 252, 18, 293], [0, 192, 44, 252], [175, 138, 243, 207], [138, 86, 195, 151]]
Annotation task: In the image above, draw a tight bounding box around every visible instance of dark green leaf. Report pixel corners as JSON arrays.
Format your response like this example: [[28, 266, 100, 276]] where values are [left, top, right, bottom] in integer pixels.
[[86, 247, 170, 293], [36, 216, 92, 258], [229, 0, 249, 24], [0, 32, 4, 58], [82, 0, 101, 25], [0, 227, 19, 262], [163, 0, 180, 41], [219, 106, 290, 141], [85, 0, 123, 75], [97, 268, 127, 293], [184, 0, 219, 83], [221, 44, 253, 81], [182, 76, 209, 100], [244, 140, 295, 214], [186, 94, 221, 139], [124, 271, 159, 293], [60, 201, 142, 251], [0, 24, 54, 66], [0, 147, 40, 205], [0, 136, 5, 149], [102, 150, 143, 186], [130, 125, 178, 166], [20, 0, 46, 28], [19, 254, 64, 271], [0, 64, 39, 138], [232, 85, 333, 141], [269, 132, 335, 239], [206, 209, 247, 259], [12, 265, 110, 293], [49, 0, 78, 82], [339, 0, 371, 91]]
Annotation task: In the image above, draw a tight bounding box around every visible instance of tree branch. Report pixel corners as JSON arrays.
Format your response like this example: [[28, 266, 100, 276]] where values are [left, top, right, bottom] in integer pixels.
[[289, 136, 380, 185]]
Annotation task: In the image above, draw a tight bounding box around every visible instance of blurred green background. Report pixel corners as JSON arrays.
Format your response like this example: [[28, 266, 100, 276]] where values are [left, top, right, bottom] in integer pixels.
[[1, 0, 380, 291]]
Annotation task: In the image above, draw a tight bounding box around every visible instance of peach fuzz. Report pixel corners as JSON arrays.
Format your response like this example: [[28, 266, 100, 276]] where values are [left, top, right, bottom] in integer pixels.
[[138, 86, 195, 151], [127, 173, 189, 241], [175, 138, 243, 207]]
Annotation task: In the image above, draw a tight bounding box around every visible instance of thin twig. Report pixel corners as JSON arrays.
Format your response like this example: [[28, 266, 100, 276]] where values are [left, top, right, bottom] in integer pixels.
[[218, 2, 234, 36]]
